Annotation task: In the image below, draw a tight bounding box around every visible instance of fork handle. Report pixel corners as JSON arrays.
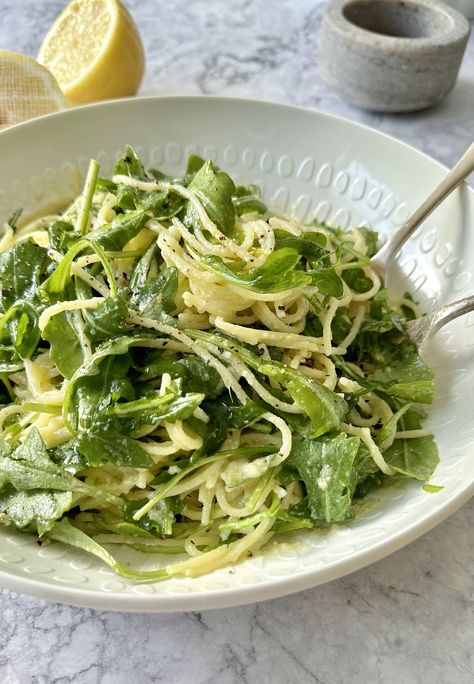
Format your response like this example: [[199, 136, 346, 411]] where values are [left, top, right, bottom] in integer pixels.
[[406, 295, 474, 350], [427, 295, 474, 334], [372, 142, 474, 277]]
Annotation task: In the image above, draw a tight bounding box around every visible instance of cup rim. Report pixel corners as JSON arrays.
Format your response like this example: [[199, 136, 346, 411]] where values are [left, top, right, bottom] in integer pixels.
[[323, 0, 470, 52]]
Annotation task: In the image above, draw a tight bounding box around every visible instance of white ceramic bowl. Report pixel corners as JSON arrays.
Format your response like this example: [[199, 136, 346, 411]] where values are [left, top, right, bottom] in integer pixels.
[[0, 97, 473, 612]]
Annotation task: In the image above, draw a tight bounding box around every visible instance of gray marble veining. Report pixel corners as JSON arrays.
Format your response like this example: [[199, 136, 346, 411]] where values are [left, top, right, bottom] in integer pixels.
[[0, 1, 473, 682]]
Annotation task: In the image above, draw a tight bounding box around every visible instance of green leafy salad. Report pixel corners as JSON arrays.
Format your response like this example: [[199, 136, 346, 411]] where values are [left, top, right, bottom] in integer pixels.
[[0, 147, 438, 581]]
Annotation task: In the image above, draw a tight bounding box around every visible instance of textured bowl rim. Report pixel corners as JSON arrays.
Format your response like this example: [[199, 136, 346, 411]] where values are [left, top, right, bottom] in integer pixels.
[[0, 95, 473, 612]]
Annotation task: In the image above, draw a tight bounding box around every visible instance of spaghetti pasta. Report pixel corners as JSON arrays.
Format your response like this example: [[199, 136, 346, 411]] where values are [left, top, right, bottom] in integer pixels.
[[0, 148, 438, 582]]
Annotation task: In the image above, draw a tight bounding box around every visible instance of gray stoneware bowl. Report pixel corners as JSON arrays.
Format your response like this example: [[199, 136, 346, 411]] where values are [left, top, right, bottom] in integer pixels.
[[318, 0, 470, 112]]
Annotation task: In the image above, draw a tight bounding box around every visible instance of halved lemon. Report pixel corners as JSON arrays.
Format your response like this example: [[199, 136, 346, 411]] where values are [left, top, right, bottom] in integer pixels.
[[0, 51, 67, 129], [38, 0, 145, 105]]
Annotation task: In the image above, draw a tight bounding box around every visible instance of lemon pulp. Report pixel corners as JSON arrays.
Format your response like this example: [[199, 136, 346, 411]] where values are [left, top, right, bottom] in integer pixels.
[[38, 0, 145, 105]]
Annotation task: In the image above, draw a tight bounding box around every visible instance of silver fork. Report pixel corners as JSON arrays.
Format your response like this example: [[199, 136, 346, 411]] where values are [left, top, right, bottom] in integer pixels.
[[368, 143, 474, 352], [405, 295, 474, 353], [371, 141, 474, 281]]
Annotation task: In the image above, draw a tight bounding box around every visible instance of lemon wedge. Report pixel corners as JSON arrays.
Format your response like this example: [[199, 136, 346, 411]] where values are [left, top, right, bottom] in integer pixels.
[[0, 51, 67, 129], [38, 0, 145, 105]]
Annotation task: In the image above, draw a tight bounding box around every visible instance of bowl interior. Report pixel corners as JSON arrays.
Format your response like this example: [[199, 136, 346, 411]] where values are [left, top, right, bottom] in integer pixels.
[[0, 97, 472, 611], [343, 1, 451, 39]]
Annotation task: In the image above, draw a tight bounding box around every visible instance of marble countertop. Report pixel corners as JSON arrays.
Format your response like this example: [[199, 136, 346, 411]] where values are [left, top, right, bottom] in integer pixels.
[[0, 1, 473, 682]]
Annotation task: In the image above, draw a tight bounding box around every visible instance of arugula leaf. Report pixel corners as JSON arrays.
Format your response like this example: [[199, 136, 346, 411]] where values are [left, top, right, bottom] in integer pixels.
[[110, 147, 151, 211], [0, 429, 122, 507], [88, 210, 149, 251], [270, 231, 335, 300], [91, 516, 158, 539], [142, 190, 184, 221], [183, 154, 206, 181], [52, 439, 88, 475], [273, 229, 327, 263], [0, 486, 74, 535], [55, 424, 155, 473], [110, 391, 205, 433], [278, 411, 321, 440], [383, 408, 439, 480], [193, 332, 347, 438], [358, 289, 403, 335], [353, 472, 384, 499], [63, 336, 139, 432], [288, 432, 361, 522], [304, 312, 323, 337], [72, 354, 135, 430], [138, 353, 224, 398], [232, 185, 267, 216], [131, 266, 178, 325], [352, 443, 383, 498], [39, 240, 86, 303], [395, 405, 427, 430], [358, 227, 379, 258], [310, 268, 344, 298], [114, 145, 147, 179], [124, 497, 183, 536], [203, 398, 267, 430], [129, 241, 160, 293], [274, 504, 315, 533], [84, 296, 132, 341], [74, 424, 154, 468], [175, 356, 225, 397], [0, 437, 10, 464], [330, 307, 352, 344], [182, 412, 229, 460], [423, 484, 444, 493], [114, 185, 142, 211], [0, 239, 50, 311], [342, 267, 373, 294], [399, 291, 418, 322], [384, 436, 439, 481], [149, 154, 206, 186], [48, 220, 77, 253], [42, 310, 86, 379], [0, 348, 23, 379], [339, 334, 435, 405], [1, 302, 41, 359], [376, 404, 412, 452], [45, 517, 169, 580], [0, 241, 49, 359], [369, 339, 435, 404], [182, 160, 236, 235], [113, 177, 184, 218], [199, 248, 312, 293]]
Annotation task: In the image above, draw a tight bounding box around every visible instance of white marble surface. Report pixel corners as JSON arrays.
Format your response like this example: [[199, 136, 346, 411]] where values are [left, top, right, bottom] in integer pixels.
[[0, 1, 473, 682]]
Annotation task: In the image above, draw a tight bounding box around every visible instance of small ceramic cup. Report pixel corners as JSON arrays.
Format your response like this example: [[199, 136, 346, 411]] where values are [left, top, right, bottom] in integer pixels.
[[318, 0, 470, 112]]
